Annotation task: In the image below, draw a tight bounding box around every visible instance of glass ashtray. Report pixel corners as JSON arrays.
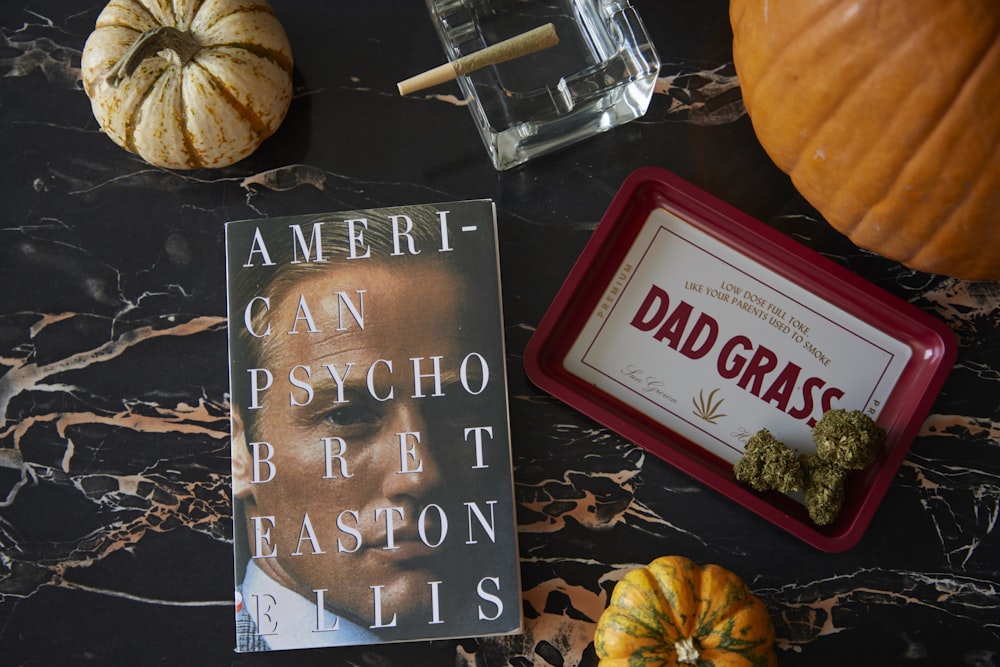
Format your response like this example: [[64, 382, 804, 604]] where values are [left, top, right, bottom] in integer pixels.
[[426, 0, 661, 170]]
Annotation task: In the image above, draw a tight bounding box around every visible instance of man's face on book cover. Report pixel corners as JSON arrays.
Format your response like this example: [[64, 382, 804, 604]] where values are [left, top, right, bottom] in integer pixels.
[[233, 258, 481, 628]]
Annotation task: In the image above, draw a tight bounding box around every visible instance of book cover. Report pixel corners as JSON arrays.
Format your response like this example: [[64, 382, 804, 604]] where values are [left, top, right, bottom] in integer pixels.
[[224, 200, 522, 651]]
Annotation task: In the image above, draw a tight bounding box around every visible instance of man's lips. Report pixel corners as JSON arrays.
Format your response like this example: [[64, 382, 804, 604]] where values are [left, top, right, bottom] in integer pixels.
[[364, 527, 441, 560]]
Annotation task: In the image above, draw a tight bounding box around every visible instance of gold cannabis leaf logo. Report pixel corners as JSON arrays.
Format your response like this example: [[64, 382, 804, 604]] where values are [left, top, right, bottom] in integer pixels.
[[692, 388, 727, 424]]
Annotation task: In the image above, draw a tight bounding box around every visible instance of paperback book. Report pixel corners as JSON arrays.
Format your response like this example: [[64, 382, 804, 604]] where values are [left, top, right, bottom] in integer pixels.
[[224, 200, 522, 651]]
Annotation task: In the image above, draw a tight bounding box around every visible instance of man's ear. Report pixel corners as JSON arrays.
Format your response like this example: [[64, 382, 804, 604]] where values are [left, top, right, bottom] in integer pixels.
[[231, 409, 255, 500]]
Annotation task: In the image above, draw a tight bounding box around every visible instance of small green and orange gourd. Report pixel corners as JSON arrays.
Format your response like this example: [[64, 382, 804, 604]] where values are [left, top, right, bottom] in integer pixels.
[[595, 556, 777, 666]]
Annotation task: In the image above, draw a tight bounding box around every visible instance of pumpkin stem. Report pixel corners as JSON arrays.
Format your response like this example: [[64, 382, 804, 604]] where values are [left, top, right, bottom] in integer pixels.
[[675, 636, 701, 664], [106, 26, 202, 87]]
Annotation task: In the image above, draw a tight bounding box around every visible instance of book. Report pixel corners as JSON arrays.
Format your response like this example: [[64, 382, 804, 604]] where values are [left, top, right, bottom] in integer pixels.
[[224, 200, 522, 651]]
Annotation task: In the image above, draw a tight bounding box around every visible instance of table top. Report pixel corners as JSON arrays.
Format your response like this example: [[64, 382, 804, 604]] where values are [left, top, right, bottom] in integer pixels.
[[2, 1, 998, 665]]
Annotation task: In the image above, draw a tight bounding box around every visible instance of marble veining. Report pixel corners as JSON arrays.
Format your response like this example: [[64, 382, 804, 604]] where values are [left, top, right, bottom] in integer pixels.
[[651, 62, 745, 126], [2, 1, 998, 665]]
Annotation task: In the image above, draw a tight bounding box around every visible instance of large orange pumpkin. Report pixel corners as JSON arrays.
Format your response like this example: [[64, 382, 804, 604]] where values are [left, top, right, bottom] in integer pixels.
[[594, 556, 777, 666], [730, 0, 1000, 281]]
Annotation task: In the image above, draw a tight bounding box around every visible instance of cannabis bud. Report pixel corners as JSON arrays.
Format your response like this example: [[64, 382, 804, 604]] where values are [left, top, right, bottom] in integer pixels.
[[733, 409, 886, 526], [733, 429, 803, 493], [800, 454, 849, 526], [811, 408, 885, 470]]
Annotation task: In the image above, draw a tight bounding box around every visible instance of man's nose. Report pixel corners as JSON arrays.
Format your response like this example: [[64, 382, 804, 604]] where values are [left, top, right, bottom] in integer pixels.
[[380, 400, 444, 501]]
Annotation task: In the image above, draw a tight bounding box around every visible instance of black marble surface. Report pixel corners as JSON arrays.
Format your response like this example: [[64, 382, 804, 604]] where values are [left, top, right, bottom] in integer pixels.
[[2, 1, 999, 665]]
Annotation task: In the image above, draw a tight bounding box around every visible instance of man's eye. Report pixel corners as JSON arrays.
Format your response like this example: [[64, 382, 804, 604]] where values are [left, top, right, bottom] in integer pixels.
[[324, 404, 381, 428]]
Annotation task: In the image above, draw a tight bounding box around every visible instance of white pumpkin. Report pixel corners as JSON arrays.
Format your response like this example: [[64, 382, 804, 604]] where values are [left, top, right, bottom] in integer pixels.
[[81, 0, 293, 169]]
